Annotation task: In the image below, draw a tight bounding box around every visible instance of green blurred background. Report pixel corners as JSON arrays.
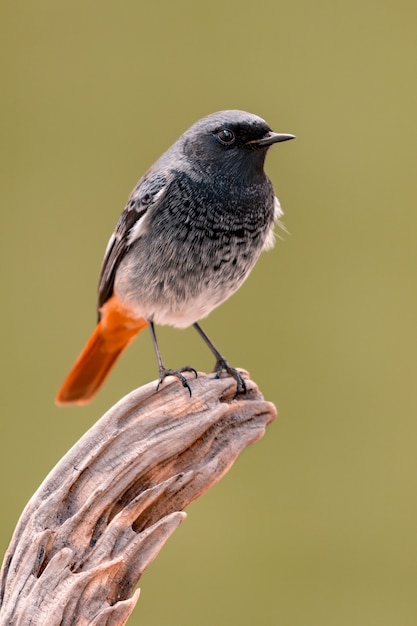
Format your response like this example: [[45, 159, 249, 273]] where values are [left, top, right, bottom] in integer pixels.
[[1, 1, 417, 624]]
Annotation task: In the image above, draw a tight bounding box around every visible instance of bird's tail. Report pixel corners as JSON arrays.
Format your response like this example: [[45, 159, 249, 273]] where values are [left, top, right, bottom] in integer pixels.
[[55, 295, 147, 405]]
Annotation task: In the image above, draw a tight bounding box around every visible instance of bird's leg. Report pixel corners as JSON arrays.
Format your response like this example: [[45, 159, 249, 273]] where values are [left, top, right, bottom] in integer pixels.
[[148, 320, 197, 396], [192, 322, 246, 397]]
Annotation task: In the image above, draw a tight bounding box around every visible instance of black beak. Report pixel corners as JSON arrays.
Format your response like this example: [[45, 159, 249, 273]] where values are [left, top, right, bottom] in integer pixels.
[[254, 131, 296, 147]]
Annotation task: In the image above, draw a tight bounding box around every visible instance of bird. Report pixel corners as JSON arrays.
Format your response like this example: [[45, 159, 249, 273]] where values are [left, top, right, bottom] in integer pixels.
[[56, 110, 294, 405]]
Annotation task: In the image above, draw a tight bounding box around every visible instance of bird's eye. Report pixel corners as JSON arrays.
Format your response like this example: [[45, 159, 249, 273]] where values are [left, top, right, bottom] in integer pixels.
[[216, 128, 235, 145]]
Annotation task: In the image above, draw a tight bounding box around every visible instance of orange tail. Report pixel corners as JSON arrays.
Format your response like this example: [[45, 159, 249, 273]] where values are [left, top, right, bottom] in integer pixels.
[[56, 295, 147, 406]]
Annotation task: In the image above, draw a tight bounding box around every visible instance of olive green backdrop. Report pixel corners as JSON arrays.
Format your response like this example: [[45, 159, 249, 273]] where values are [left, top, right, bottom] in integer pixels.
[[1, 1, 417, 624]]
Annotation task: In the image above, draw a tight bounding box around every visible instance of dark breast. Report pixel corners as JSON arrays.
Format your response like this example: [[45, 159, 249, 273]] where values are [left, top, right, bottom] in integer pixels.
[[152, 170, 274, 263], [117, 170, 275, 313]]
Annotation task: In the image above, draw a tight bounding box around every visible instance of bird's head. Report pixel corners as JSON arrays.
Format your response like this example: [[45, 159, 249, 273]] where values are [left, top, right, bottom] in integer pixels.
[[180, 110, 295, 182]]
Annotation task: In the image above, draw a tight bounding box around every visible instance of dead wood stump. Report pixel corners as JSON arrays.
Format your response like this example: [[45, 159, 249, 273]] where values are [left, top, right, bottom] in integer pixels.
[[0, 371, 276, 625]]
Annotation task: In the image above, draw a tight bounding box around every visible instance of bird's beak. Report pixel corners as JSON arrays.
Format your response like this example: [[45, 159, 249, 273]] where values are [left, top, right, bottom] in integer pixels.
[[248, 132, 296, 147]]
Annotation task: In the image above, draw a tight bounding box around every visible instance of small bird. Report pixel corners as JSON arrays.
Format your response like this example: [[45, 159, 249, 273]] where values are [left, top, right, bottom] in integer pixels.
[[56, 110, 294, 405]]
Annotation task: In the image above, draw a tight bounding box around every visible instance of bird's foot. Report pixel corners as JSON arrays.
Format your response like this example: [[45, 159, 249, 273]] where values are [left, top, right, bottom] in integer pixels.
[[212, 359, 247, 398], [156, 365, 198, 396]]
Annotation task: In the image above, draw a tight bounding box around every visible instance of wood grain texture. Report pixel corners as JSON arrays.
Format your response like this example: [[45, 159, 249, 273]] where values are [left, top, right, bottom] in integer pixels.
[[0, 371, 276, 625]]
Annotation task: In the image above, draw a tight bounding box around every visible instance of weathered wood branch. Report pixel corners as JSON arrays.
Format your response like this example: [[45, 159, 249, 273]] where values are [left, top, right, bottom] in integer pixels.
[[0, 371, 276, 625]]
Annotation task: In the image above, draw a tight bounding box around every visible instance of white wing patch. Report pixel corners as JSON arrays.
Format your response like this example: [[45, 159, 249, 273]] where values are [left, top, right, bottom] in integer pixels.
[[127, 185, 167, 245], [102, 232, 116, 263], [127, 211, 149, 245], [262, 196, 287, 251]]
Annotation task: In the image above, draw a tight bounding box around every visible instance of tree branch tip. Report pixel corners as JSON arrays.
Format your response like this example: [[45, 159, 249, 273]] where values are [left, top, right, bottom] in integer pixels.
[[0, 371, 276, 624]]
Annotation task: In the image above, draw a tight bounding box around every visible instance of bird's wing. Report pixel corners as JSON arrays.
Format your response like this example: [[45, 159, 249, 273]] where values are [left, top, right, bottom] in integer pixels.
[[97, 171, 169, 314]]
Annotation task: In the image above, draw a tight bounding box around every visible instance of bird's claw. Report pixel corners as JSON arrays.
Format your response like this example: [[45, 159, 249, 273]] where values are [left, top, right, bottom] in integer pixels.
[[212, 359, 246, 398], [156, 366, 198, 396]]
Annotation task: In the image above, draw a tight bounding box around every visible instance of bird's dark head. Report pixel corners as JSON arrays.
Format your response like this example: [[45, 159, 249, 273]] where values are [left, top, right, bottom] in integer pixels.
[[180, 110, 295, 182]]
